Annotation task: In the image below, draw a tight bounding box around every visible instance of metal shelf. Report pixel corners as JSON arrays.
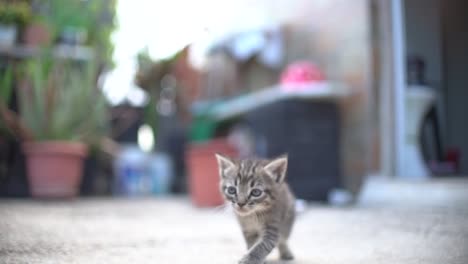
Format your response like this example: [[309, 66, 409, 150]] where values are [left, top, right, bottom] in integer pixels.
[[0, 44, 94, 61]]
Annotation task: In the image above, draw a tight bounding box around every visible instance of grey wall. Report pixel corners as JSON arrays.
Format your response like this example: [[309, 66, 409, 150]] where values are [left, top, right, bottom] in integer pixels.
[[405, 0, 468, 174], [442, 0, 468, 174], [405, 0, 443, 86], [404, 0, 448, 151]]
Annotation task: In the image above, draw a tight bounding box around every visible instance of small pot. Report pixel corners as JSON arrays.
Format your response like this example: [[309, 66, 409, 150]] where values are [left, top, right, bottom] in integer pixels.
[[0, 24, 17, 47], [186, 138, 238, 207], [22, 22, 51, 46], [23, 141, 88, 198]]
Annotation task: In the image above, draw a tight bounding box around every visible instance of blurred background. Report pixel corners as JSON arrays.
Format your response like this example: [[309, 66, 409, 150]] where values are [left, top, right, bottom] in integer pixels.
[[0, 0, 467, 205], [1, 0, 468, 263]]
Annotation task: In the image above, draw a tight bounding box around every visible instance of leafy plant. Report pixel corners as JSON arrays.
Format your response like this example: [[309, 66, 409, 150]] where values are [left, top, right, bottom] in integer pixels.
[[0, 66, 13, 106], [18, 55, 108, 143], [0, 66, 13, 136], [0, 1, 32, 26], [86, 0, 117, 68], [40, 0, 91, 39], [37, 0, 117, 67], [134, 48, 184, 144], [0, 53, 108, 144]]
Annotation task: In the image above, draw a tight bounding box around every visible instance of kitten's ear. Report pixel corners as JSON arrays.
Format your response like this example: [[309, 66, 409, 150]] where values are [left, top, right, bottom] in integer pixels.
[[215, 153, 236, 178], [264, 155, 288, 183]]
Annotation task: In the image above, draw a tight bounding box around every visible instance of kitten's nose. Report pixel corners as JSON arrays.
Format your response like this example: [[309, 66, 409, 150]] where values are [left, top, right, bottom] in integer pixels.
[[237, 202, 247, 208]]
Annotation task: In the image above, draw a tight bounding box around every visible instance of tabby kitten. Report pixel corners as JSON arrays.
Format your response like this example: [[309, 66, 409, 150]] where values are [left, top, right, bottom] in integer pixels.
[[215, 154, 295, 264]]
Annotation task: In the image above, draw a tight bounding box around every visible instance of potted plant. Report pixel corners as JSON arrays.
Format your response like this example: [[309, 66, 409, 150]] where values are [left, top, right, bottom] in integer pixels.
[[32, 0, 116, 65], [0, 54, 107, 198], [22, 16, 51, 47], [0, 65, 13, 179], [0, 1, 31, 46], [42, 0, 92, 45]]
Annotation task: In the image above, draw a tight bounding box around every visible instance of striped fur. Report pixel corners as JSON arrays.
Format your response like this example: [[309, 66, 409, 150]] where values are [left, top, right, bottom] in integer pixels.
[[215, 154, 296, 264]]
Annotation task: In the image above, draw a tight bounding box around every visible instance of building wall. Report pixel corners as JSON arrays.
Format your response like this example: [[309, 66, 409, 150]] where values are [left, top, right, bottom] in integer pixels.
[[404, 0, 450, 157], [196, 0, 374, 193], [405, 0, 443, 87], [285, 0, 374, 193], [442, 0, 468, 174]]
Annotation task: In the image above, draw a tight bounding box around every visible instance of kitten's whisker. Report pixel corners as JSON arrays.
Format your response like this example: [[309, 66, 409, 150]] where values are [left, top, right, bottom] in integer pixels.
[[205, 203, 231, 215]]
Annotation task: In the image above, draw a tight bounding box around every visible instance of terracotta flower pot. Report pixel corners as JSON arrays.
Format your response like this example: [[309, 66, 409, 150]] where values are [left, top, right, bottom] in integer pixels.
[[22, 23, 51, 46], [186, 138, 238, 207], [22, 141, 88, 198]]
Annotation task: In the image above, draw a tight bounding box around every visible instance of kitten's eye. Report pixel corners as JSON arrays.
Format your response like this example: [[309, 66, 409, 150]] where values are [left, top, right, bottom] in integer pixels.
[[251, 189, 262, 197], [227, 186, 237, 195]]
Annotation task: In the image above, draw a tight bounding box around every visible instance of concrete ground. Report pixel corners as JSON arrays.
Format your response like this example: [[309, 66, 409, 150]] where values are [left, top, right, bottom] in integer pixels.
[[1, 177, 468, 264]]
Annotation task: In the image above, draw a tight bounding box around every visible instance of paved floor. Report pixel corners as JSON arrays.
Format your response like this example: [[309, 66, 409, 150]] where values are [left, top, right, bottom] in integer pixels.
[[1, 177, 468, 264]]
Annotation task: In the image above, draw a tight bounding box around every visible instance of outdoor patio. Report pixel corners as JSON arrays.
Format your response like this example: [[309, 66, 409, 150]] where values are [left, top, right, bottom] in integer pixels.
[[1, 177, 467, 264]]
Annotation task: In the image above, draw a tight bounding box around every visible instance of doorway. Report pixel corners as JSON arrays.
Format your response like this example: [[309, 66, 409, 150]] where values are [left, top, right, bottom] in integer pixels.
[[404, 0, 468, 176]]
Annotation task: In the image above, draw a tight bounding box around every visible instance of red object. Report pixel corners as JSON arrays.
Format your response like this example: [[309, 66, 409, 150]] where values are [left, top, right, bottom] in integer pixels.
[[187, 138, 238, 207], [23, 141, 88, 198], [22, 23, 51, 46], [280, 61, 325, 86], [445, 148, 460, 172]]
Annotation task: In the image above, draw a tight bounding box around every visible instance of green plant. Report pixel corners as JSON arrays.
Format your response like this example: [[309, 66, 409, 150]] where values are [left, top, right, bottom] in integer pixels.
[[0, 66, 13, 136], [0, 53, 108, 144], [0, 66, 13, 106], [86, 0, 117, 68], [17, 55, 108, 143], [42, 0, 91, 38], [134, 48, 184, 144], [0, 64, 33, 140], [38, 0, 117, 67], [0, 1, 31, 26]]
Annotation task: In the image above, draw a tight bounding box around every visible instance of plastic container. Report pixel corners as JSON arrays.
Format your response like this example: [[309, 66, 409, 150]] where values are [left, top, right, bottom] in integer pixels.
[[114, 145, 174, 196], [148, 153, 173, 195]]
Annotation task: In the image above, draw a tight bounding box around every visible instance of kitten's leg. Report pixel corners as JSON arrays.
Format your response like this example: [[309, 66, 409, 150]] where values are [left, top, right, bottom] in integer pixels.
[[278, 206, 295, 260], [239, 225, 278, 264], [278, 240, 294, 260], [243, 231, 259, 249]]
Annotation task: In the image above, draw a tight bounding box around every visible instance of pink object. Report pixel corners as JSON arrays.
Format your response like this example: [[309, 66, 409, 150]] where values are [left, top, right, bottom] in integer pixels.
[[280, 61, 325, 87]]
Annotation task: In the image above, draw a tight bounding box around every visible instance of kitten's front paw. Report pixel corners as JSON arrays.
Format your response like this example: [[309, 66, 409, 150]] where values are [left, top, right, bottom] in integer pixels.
[[280, 251, 294, 261], [238, 255, 263, 264]]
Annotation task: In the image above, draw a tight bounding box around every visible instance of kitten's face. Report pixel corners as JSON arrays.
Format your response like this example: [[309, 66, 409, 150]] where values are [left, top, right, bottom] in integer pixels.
[[215, 154, 288, 216]]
